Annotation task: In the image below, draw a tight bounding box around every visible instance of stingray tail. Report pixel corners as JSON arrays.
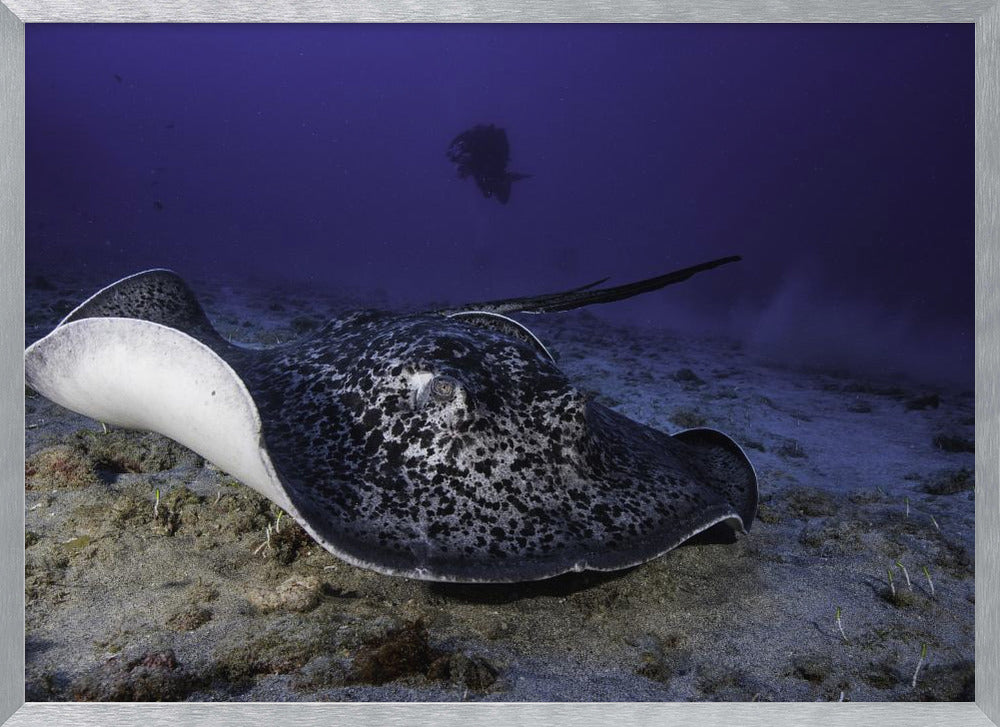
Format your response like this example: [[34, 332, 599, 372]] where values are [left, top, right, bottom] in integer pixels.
[[436, 255, 741, 315], [54, 269, 230, 350]]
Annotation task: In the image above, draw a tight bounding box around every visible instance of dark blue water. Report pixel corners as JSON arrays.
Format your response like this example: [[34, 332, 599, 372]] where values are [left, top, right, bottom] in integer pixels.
[[26, 24, 973, 385]]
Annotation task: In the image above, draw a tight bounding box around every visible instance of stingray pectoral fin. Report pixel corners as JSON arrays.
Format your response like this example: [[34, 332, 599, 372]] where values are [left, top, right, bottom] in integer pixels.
[[563, 405, 759, 577], [57, 268, 228, 349], [24, 317, 294, 514], [671, 427, 758, 532]]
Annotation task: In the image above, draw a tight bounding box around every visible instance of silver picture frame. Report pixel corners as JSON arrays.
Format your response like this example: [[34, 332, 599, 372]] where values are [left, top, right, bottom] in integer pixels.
[[1, 2, 997, 725]]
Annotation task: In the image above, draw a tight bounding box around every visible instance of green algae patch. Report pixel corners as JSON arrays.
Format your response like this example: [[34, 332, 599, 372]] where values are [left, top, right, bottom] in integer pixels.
[[25, 445, 98, 490], [70, 429, 203, 474], [212, 616, 345, 688], [776, 439, 808, 460], [669, 408, 707, 429], [214, 488, 274, 536], [922, 468, 974, 495], [270, 518, 315, 565], [426, 651, 499, 691], [61, 535, 93, 553], [788, 652, 832, 684], [934, 539, 974, 580], [912, 659, 975, 701], [784, 486, 836, 517], [345, 619, 500, 691], [25, 541, 70, 606], [71, 649, 199, 701], [672, 368, 706, 386], [154, 485, 206, 536], [166, 606, 212, 632], [186, 579, 220, 605], [696, 662, 753, 700], [347, 619, 446, 686], [798, 519, 864, 557], [109, 490, 152, 528], [880, 587, 918, 609], [755, 502, 781, 524], [631, 633, 689, 688], [862, 659, 898, 690]]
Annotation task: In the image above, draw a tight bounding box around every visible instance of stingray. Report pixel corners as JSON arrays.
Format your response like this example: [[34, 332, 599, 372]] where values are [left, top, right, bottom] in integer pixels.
[[24, 256, 757, 583]]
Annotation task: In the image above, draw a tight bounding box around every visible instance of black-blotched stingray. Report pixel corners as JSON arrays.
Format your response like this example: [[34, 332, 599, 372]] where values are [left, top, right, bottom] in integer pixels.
[[24, 257, 757, 583]]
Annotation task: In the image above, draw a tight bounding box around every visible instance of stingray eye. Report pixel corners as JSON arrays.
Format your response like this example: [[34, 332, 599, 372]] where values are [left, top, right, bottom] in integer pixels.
[[430, 376, 457, 402]]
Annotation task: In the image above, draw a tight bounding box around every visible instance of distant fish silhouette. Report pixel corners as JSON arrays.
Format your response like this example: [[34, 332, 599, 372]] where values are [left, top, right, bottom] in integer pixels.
[[113, 74, 122, 83], [447, 124, 531, 204]]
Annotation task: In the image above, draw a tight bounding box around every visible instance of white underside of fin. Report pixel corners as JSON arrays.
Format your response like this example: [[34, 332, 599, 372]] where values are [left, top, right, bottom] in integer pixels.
[[24, 317, 295, 514]]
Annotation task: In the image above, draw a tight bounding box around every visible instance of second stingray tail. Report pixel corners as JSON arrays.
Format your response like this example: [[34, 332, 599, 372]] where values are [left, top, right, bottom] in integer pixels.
[[435, 255, 742, 315]]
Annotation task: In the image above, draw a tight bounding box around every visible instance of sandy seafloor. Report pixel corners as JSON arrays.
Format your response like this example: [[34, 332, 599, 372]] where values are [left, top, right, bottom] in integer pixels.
[[22, 269, 975, 703]]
